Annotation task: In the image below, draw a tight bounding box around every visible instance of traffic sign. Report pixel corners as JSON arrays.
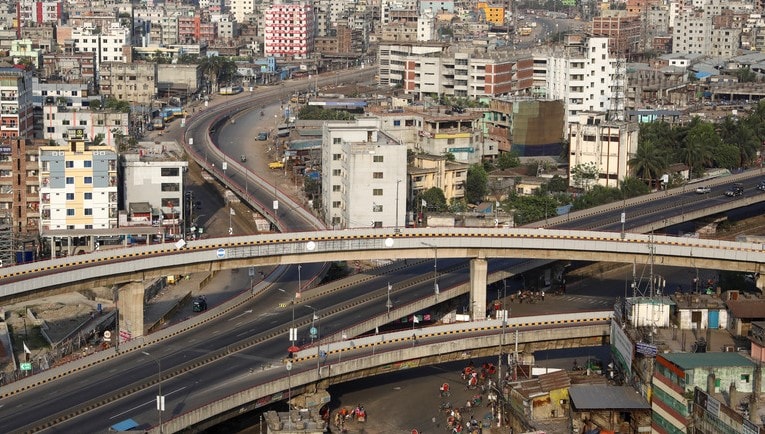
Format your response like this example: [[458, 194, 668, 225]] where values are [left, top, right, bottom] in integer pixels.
[[216, 248, 226, 259], [309, 327, 317, 338], [20, 363, 32, 371], [248, 267, 255, 277], [103, 330, 112, 341]]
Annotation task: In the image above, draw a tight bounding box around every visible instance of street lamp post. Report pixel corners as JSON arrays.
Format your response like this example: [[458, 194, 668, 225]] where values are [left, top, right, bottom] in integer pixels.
[[421, 242, 439, 300], [386, 282, 393, 317], [142, 351, 164, 434], [297, 265, 302, 298], [304, 304, 318, 343]]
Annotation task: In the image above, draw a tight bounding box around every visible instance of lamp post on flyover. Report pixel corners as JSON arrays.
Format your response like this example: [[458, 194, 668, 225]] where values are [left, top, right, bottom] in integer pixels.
[[304, 304, 318, 343], [386, 282, 393, 317], [141, 351, 164, 434], [421, 242, 439, 300]]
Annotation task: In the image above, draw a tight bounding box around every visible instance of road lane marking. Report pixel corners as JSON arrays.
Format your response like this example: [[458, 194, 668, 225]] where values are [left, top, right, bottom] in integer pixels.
[[109, 386, 188, 420]]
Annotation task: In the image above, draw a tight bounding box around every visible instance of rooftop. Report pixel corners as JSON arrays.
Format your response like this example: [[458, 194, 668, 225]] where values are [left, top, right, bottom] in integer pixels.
[[659, 352, 756, 370], [569, 385, 650, 411]]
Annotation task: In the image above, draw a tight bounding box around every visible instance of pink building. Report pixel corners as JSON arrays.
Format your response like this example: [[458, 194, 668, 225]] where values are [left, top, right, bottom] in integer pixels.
[[263, 2, 314, 58]]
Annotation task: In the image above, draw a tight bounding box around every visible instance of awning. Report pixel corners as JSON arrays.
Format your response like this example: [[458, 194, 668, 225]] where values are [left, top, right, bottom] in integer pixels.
[[110, 418, 139, 431]]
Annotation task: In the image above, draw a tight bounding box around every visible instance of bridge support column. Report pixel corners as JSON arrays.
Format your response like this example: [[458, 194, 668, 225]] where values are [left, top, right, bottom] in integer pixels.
[[757, 271, 765, 295], [119, 282, 145, 341], [470, 258, 487, 321]]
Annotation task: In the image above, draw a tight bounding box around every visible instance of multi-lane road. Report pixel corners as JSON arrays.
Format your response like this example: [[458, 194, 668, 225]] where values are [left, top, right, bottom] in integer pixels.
[[3, 69, 765, 432]]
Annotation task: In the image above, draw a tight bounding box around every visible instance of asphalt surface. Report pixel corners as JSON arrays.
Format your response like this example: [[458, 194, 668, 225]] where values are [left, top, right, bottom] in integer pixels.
[[4, 68, 765, 432]]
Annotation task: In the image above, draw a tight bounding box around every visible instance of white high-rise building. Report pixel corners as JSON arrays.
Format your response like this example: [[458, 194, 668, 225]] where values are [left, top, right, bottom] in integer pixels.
[[230, 0, 255, 24], [322, 118, 407, 230], [72, 22, 130, 68], [541, 36, 622, 125]]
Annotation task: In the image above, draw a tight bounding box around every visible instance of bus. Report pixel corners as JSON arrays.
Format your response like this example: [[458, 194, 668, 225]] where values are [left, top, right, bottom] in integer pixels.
[[219, 85, 243, 96]]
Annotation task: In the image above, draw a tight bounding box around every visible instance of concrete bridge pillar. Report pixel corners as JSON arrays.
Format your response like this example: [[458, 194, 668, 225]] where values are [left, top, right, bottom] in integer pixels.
[[470, 258, 487, 321], [118, 282, 145, 341], [757, 272, 765, 294]]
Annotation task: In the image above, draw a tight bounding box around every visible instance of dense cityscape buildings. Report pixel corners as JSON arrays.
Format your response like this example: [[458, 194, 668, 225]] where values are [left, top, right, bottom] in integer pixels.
[[4, 0, 765, 432]]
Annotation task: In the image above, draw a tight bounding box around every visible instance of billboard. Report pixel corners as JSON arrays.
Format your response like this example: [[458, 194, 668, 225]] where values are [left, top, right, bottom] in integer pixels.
[[610, 320, 633, 375]]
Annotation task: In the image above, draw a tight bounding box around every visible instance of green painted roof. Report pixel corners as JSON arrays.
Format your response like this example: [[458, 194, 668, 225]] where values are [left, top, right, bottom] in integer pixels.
[[660, 352, 755, 369]]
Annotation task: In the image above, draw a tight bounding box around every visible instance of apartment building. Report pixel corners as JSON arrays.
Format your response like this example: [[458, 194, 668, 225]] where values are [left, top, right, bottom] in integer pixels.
[[41, 52, 97, 84], [321, 118, 407, 230], [230, 0, 255, 24], [178, 16, 217, 44], [567, 112, 638, 189], [0, 137, 44, 244], [121, 152, 188, 237], [409, 153, 467, 203], [672, 0, 751, 57], [377, 42, 516, 99], [98, 62, 157, 106], [415, 107, 485, 164], [40, 104, 129, 146], [541, 34, 621, 125], [263, 2, 315, 58], [39, 127, 118, 231], [17, 0, 62, 25], [0, 67, 34, 140], [71, 22, 131, 68], [591, 12, 641, 57]]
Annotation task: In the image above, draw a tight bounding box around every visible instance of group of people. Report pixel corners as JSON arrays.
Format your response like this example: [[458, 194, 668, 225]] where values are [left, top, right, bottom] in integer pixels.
[[510, 289, 545, 304], [332, 404, 366, 432], [443, 405, 484, 434]]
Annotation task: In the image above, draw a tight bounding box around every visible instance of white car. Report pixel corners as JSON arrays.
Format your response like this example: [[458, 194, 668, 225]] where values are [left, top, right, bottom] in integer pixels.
[[695, 186, 711, 194]]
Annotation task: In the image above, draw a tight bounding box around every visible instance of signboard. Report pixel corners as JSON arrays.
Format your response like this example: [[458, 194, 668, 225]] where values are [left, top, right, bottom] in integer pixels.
[[309, 327, 317, 338], [20, 362, 32, 371], [0, 146, 11, 154], [103, 330, 112, 341], [216, 248, 226, 259], [610, 320, 633, 375], [636, 342, 658, 357], [447, 147, 475, 153]]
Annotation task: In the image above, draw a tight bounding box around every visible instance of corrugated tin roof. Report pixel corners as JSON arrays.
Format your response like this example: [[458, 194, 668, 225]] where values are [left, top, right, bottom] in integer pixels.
[[569, 385, 650, 410], [726, 299, 765, 319], [538, 370, 571, 391], [660, 352, 756, 369]]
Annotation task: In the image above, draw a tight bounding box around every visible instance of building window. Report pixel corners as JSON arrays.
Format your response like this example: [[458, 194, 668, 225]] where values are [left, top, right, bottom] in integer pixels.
[[66, 209, 75, 216], [373, 172, 383, 179], [332, 185, 341, 192], [373, 155, 384, 163], [161, 183, 180, 192], [84, 192, 92, 200], [79, 120, 87, 126], [333, 137, 341, 144], [66, 193, 74, 200], [333, 153, 341, 161], [84, 176, 92, 184], [161, 167, 180, 176], [332, 169, 341, 176], [66, 161, 74, 168], [373, 188, 383, 196], [84, 160, 92, 168], [84, 208, 92, 216], [332, 201, 341, 208], [66, 177, 74, 184], [372, 204, 383, 212]]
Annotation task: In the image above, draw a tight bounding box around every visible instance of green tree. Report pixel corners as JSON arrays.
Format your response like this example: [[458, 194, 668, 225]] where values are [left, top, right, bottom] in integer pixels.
[[735, 67, 757, 83], [419, 187, 447, 212], [466, 164, 488, 204], [546, 175, 568, 193], [497, 151, 520, 169], [571, 162, 598, 191], [297, 105, 354, 120], [680, 121, 718, 178], [628, 142, 667, 187], [103, 98, 130, 112], [711, 142, 740, 170], [91, 133, 105, 147], [620, 176, 650, 198]]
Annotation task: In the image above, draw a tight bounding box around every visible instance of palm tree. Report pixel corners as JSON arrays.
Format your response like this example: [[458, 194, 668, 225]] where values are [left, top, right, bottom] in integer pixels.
[[199, 56, 224, 93], [628, 142, 667, 187], [681, 121, 718, 178]]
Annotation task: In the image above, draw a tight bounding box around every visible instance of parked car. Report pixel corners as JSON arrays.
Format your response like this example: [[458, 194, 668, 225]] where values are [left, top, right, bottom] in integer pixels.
[[758, 181, 765, 191], [725, 183, 744, 197], [240, 155, 247, 162], [695, 186, 711, 194], [268, 161, 284, 169]]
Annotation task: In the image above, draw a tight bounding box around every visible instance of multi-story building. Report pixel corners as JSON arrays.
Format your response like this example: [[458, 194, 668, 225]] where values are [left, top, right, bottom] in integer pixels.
[[414, 107, 486, 163], [591, 12, 641, 58], [230, 0, 255, 24], [0, 67, 34, 140], [71, 22, 131, 68], [121, 152, 188, 237], [321, 118, 407, 230], [378, 42, 517, 99], [672, 0, 751, 57], [567, 112, 638, 189], [17, 0, 62, 25], [178, 16, 217, 44], [0, 137, 44, 250], [33, 78, 95, 109], [42, 50, 97, 83], [40, 104, 129, 146], [10, 40, 44, 69], [21, 23, 57, 52], [476, 2, 505, 26], [408, 153, 468, 204], [263, 2, 315, 58], [485, 99, 566, 157], [98, 62, 157, 105], [652, 353, 757, 433], [541, 34, 622, 125], [39, 127, 118, 232]]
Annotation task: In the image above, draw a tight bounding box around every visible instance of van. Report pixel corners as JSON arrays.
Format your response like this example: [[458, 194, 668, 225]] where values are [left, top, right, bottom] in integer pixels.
[[257, 132, 269, 141], [268, 161, 284, 169], [192, 296, 207, 312]]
